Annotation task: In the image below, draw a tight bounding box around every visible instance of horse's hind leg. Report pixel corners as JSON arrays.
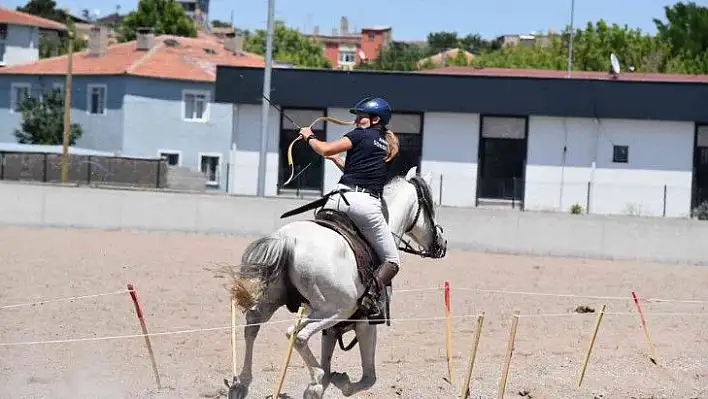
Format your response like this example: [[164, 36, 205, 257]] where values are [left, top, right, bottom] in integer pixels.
[[228, 301, 279, 399], [330, 322, 378, 397], [288, 308, 355, 399]]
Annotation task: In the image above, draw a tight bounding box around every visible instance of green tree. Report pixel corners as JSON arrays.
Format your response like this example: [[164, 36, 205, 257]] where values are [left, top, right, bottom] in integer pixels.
[[117, 0, 197, 42], [244, 21, 331, 68], [14, 88, 83, 145], [211, 20, 232, 28], [654, 1, 708, 73]]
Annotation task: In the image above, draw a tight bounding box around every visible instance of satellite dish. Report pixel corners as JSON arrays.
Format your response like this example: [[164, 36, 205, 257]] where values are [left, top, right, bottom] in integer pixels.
[[610, 53, 621, 75]]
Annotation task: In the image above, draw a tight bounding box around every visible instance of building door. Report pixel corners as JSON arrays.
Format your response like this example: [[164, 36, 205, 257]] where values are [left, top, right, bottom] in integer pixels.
[[476, 115, 528, 204], [386, 112, 423, 179], [692, 124, 708, 209], [278, 108, 327, 195]]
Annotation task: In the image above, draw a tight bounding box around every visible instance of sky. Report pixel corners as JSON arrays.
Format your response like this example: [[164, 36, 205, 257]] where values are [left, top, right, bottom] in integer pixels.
[[6, 0, 702, 41]]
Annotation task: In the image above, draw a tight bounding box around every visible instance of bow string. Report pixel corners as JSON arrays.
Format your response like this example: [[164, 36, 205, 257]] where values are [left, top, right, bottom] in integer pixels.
[[281, 116, 355, 187]]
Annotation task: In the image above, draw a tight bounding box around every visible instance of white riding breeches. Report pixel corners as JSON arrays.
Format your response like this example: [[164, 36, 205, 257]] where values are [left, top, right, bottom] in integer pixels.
[[323, 184, 400, 266]]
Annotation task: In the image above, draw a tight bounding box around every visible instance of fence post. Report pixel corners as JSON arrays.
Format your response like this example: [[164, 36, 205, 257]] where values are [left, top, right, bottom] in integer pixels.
[[87, 155, 92, 184], [42, 153, 48, 182], [225, 162, 230, 194], [0, 152, 4, 180], [155, 160, 161, 188], [663, 184, 667, 217], [512, 177, 517, 209], [586, 181, 591, 214]]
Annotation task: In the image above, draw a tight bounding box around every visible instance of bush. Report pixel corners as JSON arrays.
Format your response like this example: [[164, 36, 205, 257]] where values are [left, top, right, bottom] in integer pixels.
[[570, 203, 584, 215], [693, 201, 708, 220]]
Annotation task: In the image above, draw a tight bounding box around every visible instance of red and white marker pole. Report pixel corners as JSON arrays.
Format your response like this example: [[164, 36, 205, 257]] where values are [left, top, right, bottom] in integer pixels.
[[127, 283, 162, 389]]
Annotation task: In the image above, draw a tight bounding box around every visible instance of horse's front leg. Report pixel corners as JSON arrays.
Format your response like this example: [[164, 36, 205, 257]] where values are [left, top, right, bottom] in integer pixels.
[[320, 327, 338, 389], [287, 308, 355, 399], [227, 301, 279, 399]]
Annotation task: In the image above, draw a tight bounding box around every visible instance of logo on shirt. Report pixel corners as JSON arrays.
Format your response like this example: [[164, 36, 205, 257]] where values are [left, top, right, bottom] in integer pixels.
[[373, 137, 388, 151]]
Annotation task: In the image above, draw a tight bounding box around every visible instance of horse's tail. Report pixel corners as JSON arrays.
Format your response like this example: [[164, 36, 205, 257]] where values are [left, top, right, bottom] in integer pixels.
[[231, 232, 295, 312]]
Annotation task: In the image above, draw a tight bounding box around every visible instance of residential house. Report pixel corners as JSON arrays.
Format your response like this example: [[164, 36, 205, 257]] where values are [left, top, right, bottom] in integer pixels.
[[0, 7, 67, 67], [303, 17, 392, 69], [0, 27, 264, 190], [501, 30, 555, 48]]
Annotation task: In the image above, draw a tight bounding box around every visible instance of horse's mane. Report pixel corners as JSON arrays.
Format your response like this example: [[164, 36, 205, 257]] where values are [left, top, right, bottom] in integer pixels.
[[383, 174, 436, 218]]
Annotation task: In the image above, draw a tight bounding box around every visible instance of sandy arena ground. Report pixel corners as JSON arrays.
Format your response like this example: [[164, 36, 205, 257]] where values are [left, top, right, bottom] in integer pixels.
[[0, 225, 706, 399]]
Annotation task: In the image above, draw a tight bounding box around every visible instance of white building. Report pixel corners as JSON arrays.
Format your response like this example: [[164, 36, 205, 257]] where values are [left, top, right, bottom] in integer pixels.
[[215, 65, 708, 218]]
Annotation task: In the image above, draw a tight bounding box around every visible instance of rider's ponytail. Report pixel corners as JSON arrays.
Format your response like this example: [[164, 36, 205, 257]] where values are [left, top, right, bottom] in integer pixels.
[[383, 128, 399, 163]]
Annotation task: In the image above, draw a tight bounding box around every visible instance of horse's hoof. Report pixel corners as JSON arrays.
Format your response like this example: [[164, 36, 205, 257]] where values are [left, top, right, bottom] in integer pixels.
[[330, 372, 354, 396], [303, 384, 323, 399], [227, 381, 248, 399]]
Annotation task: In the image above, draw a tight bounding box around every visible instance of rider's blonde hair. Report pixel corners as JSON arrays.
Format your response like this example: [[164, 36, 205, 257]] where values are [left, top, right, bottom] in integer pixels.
[[383, 128, 399, 163]]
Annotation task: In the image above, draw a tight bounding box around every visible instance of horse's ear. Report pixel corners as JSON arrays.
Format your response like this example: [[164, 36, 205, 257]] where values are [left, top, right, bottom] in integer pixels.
[[423, 171, 432, 186], [405, 166, 418, 180]]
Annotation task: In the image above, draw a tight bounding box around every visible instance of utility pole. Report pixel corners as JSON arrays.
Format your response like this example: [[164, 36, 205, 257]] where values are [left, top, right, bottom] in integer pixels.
[[566, 0, 576, 78], [257, 0, 275, 197], [61, 20, 74, 183]]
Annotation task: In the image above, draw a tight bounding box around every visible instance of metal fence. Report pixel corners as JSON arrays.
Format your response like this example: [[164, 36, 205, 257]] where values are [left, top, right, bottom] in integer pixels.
[[0, 151, 168, 188]]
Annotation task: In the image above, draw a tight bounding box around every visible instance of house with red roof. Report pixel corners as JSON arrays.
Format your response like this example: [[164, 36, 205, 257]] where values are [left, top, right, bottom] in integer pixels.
[[0, 7, 67, 67], [0, 27, 264, 190]]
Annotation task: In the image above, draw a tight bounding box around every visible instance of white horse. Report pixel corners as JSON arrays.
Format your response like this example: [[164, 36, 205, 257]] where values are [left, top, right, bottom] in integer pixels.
[[226, 166, 447, 399]]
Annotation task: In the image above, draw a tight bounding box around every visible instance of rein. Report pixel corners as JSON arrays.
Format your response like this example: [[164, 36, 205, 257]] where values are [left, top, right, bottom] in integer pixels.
[[281, 116, 355, 187], [392, 177, 446, 259]]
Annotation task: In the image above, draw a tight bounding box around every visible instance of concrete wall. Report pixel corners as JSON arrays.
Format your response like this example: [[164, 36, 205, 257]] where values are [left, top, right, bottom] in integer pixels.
[[123, 77, 232, 190], [0, 74, 125, 152], [2, 25, 39, 67], [420, 112, 479, 207], [1, 181, 706, 265], [525, 117, 694, 217], [229, 104, 280, 196]]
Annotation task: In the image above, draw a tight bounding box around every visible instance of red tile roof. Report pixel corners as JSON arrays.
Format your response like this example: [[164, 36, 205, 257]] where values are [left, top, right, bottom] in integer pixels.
[[0, 34, 264, 82], [418, 66, 708, 84], [0, 7, 67, 31]]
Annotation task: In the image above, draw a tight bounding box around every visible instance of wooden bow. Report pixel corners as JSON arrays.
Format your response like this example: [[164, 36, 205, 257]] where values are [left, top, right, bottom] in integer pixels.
[[281, 116, 356, 187]]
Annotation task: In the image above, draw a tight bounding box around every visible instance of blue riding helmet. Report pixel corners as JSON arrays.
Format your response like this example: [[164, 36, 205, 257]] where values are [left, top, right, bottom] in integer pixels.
[[349, 96, 392, 126]]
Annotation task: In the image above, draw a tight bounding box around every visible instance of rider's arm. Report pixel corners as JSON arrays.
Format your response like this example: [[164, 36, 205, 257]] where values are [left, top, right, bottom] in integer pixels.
[[307, 134, 354, 157]]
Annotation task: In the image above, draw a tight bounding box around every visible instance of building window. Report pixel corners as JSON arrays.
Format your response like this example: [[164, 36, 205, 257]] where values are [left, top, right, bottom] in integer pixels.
[[0, 43, 5, 64], [183, 90, 209, 122], [158, 150, 181, 166], [10, 83, 30, 113], [368, 31, 375, 40], [87, 84, 107, 115], [199, 153, 221, 186], [52, 82, 64, 94], [613, 145, 629, 163], [338, 45, 356, 66]]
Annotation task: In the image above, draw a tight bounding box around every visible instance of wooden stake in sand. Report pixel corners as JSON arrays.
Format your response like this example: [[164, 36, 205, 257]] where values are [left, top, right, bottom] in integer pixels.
[[497, 311, 520, 399], [578, 303, 606, 387], [459, 312, 484, 399], [231, 298, 238, 377], [631, 291, 658, 365], [444, 281, 454, 384], [127, 283, 161, 390], [272, 304, 306, 398]]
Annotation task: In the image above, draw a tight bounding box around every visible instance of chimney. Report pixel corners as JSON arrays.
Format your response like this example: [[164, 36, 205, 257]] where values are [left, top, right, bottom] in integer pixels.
[[340, 16, 349, 34], [88, 24, 108, 57], [136, 27, 155, 51], [224, 32, 244, 55]]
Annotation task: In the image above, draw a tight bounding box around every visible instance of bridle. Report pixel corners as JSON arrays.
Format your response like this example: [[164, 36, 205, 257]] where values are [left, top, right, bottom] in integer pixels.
[[392, 176, 447, 259]]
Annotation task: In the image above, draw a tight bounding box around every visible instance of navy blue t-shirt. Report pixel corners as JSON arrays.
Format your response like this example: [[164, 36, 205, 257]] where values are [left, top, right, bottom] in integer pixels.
[[338, 127, 390, 194]]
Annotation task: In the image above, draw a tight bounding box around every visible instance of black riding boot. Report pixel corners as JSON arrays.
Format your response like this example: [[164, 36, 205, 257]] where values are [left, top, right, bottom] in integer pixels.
[[361, 261, 399, 324]]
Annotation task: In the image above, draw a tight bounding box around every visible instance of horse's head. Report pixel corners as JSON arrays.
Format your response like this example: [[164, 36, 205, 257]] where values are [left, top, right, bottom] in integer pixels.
[[385, 166, 447, 259]]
